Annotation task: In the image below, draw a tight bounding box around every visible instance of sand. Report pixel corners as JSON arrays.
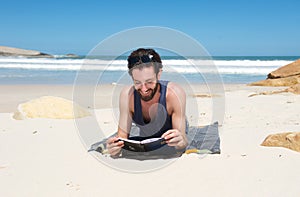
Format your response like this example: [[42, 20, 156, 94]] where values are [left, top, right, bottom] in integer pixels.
[[1, 84, 300, 196]]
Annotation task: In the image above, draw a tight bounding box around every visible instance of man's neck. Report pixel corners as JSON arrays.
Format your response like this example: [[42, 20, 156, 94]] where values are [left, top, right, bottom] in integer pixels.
[[140, 83, 161, 105]]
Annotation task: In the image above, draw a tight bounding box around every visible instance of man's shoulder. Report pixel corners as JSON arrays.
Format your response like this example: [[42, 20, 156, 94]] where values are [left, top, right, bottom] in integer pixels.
[[119, 85, 135, 112], [166, 81, 178, 88], [120, 85, 134, 98], [166, 82, 186, 96], [167, 82, 186, 99]]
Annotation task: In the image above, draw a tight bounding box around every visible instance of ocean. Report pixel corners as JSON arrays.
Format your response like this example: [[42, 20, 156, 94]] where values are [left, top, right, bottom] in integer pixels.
[[0, 56, 299, 85]]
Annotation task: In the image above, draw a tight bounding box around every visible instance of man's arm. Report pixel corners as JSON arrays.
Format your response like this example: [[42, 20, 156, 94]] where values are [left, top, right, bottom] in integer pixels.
[[117, 86, 133, 138], [106, 86, 133, 156], [162, 83, 188, 149]]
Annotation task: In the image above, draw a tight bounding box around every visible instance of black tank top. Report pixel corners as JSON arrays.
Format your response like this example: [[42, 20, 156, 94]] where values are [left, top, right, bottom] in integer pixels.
[[132, 80, 173, 138]]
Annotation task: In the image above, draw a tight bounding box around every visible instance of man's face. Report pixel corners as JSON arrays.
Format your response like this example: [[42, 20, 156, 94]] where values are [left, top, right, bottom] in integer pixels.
[[132, 66, 159, 102]]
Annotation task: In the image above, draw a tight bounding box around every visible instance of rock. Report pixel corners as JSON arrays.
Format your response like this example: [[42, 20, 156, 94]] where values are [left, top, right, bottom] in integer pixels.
[[248, 75, 300, 86], [268, 59, 300, 79], [13, 96, 90, 120], [249, 59, 300, 87], [286, 83, 300, 94], [261, 132, 300, 152], [64, 53, 79, 58], [0, 46, 53, 58]]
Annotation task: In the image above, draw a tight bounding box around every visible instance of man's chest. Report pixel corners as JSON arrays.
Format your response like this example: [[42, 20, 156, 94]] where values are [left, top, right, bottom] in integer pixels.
[[129, 91, 172, 121]]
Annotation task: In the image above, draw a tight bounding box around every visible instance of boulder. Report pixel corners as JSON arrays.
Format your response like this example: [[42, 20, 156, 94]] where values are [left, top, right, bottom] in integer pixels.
[[268, 59, 300, 79], [249, 59, 300, 87], [261, 132, 300, 152], [0, 46, 53, 58], [13, 96, 90, 120]]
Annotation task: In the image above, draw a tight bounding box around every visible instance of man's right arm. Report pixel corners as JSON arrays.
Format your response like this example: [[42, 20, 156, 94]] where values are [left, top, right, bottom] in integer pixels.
[[106, 86, 133, 156], [117, 86, 133, 138]]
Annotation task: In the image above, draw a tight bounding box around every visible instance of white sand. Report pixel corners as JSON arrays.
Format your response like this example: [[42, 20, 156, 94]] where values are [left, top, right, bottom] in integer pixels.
[[1, 84, 300, 196]]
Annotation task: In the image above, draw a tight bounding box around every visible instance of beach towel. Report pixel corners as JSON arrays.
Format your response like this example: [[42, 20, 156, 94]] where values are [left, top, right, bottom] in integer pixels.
[[88, 121, 220, 159], [185, 121, 220, 154]]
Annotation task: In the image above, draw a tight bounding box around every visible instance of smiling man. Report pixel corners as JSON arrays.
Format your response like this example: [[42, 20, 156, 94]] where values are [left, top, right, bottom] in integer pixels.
[[107, 48, 188, 156]]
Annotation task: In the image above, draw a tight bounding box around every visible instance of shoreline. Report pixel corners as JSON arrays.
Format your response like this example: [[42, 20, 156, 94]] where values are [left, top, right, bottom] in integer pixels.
[[0, 83, 286, 113]]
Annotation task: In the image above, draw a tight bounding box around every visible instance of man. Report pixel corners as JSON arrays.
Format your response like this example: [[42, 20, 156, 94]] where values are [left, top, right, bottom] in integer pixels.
[[107, 48, 188, 156]]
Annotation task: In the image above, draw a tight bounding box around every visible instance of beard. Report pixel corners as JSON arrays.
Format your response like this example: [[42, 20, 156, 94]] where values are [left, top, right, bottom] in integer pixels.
[[138, 82, 159, 102]]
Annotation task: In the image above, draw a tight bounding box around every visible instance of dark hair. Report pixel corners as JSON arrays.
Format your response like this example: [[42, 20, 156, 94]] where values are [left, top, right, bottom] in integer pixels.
[[127, 48, 162, 76]]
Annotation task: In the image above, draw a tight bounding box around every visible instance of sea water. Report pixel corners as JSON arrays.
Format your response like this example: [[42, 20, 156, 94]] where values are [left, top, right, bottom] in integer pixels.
[[0, 56, 299, 85]]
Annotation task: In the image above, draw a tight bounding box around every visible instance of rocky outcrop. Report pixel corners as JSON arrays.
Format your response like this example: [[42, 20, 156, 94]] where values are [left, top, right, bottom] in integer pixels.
[[249, 59, 300, 95], [13, 96, 90, 120], [0, 46, 53, 58], [249, 75, 300, 86], [249, 59, 300, 86], [261, 132, 300, 152], [268, 59, 300, 79]]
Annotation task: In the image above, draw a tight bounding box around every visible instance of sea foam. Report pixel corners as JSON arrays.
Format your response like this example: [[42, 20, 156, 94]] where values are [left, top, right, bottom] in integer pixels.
[[0, 57, 294, 74]]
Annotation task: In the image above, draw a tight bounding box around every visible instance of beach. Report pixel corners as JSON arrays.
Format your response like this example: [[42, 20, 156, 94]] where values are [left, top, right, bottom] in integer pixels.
[[2, 0, 300, 195], [1, 83, 300, 196]]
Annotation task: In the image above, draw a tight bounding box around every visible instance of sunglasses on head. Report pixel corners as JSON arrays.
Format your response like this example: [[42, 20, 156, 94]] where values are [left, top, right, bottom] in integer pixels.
[[127, 55, 153, 66]]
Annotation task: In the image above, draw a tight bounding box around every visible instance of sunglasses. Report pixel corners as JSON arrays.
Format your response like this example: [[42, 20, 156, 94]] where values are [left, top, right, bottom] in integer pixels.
[[127, 55, 153, 67]]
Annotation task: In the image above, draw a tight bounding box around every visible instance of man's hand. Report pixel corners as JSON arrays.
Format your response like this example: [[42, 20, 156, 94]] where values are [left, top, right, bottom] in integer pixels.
[[106, 136, 124, 156], [161, 129, 187, 150]]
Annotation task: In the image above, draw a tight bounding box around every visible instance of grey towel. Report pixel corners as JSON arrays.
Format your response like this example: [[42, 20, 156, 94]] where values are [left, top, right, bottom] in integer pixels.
[[88, 121, 221, 155], [186, 121, 220, 154]]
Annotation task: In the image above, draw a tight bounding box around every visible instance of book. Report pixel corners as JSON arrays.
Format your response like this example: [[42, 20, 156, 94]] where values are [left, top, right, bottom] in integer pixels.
[[117, 137, 166, 152]]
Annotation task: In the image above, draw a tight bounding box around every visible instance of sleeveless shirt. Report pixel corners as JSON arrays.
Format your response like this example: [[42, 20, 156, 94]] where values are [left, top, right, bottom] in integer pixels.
[[132, 80, 172, 138]]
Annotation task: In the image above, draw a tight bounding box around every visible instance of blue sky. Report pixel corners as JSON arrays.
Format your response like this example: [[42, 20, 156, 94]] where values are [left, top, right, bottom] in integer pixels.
[[1, 0, 299, 56]]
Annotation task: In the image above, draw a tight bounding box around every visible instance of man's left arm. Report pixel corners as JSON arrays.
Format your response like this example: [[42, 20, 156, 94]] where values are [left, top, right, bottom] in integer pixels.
[[162, 83, 188, 149]]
